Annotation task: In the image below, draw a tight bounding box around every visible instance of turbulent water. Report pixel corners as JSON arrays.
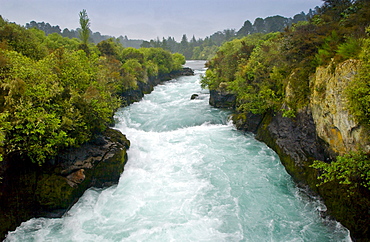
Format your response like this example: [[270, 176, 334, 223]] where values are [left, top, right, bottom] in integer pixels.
[[6, 61, 351, 241]]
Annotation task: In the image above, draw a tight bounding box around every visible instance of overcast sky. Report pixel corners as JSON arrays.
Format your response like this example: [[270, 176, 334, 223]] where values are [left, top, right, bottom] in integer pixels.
[[1, 0, 323, 41]]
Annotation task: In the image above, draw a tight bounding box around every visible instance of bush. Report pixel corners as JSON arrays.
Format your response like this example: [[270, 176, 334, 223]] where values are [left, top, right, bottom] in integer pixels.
[[346, 37, 370, 128], [311, 151, 370, 194], [336, 37, 363, 60]]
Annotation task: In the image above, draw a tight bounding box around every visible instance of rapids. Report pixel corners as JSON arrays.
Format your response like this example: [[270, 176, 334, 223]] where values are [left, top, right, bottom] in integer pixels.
[[5, 60, 351, 241]]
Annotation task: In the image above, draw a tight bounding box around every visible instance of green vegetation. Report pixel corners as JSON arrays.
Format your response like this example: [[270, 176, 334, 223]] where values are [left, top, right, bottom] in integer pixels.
[[142, 11, 315, 59], [25, 9, 315, 60], [202, 0, 370, 195], [312, 151, 370, 195], [346, 32, 370, 128], [0, 12, 185, 165], [78, 9, 91, 54], [26, 21, 144, 49], [79, 9, 90, 45], [202, 0, 370, 115]]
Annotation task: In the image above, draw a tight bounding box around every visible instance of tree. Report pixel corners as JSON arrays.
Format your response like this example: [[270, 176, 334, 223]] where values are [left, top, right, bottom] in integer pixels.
[[320, 0, 354, 21], [253, 18, 266, 33], [237, 20, 254, 36], [79, 9, 90, 45], [97, 38, 120, 58], [0, 16, 48, 60], [293, 12, 307, 23]]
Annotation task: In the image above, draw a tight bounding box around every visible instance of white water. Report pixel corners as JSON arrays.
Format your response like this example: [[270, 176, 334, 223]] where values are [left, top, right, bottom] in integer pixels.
[[6, 61, 351, 241]]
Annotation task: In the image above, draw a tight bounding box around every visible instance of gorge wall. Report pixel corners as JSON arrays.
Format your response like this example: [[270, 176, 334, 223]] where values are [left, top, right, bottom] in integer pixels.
[[219, 60, 370, 240]]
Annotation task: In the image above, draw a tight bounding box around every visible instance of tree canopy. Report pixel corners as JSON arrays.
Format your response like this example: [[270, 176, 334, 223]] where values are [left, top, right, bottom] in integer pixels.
[[0, 14, 185, 165]]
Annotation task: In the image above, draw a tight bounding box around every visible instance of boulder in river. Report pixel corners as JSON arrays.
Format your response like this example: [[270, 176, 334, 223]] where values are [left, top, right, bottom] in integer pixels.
[[190, 94, 199, 100]]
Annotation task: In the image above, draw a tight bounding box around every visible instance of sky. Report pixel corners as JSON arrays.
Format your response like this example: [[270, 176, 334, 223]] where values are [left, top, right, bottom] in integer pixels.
[[1, 0, 323, 41]]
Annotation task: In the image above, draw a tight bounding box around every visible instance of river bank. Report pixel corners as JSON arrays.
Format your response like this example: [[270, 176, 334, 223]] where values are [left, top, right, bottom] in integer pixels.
[[0, 67, 194, 240], [5, 61, 350, 241], [209, 59, 370, 240]]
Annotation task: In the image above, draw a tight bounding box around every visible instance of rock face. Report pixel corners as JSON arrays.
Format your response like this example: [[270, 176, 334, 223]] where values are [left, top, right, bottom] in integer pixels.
[[257, 107, 328, 166], [210, 59, 370, 240], [0, 128, 130, 239], [310, 60, 369, 154], [231, 112, 264, 133], [209, 89, 236, 108]]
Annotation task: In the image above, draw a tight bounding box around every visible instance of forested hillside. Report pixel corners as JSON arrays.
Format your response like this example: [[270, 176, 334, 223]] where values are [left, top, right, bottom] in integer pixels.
[[202, 0, 370, 240], [24, 9, 316, 60], [143, 9, 316, 59], [0, 12, 185, 166], [25, 20, 143, 48]]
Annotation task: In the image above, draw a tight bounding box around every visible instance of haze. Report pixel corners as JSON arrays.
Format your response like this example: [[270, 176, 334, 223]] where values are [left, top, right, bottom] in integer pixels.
[[1, 0, 323, 40]]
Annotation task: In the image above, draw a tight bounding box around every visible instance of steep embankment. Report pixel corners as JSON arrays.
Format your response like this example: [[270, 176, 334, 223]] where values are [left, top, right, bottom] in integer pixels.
[[0, 67, 194, 240], [310, 60, 368, 154], [216, 59, 369, 240]]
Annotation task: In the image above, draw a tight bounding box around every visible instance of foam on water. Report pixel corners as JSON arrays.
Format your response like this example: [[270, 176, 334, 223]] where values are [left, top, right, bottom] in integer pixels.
[[6, 61, 352, 241]]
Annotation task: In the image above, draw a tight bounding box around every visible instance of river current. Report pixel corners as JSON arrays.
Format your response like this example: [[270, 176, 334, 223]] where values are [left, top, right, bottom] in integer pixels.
[[6, 61, 351, 241]]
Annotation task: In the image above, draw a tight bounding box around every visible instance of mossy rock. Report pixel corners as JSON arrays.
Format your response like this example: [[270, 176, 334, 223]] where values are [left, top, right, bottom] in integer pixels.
[[35, 174, 80, 209], [91, 146, 128, 187]]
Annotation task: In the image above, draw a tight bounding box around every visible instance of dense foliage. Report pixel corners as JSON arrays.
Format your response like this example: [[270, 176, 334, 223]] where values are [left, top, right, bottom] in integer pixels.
[[346, 32, 370, 128], [0, 15, 185, 164], [202, 0, 370, 192], [25, 21, 143, 48], [142, 11, 315, 60], [312, 151, 370, 194], [24, 10, 315, 60], [203, 0, 370, 113]]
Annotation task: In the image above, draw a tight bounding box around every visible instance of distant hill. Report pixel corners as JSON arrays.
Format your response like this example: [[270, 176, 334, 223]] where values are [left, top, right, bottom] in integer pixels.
[[25, 7, 318, 58], [143, 7, 318, 59], [237, 9, 317, 36], [25, 21, 143, 48]]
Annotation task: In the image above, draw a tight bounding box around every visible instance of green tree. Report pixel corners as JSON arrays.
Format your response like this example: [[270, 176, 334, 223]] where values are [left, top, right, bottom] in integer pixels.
[[121, 47, 144, 63], [0, 16, 47, 60], [172, 53, 186, 70], [320, 0, 354, 21], [142, 48, 174, 74], [45, 33, 80, 51], [78, 9, 91, 53], [97, 38, 120, 58], [237, 20, 254, 36]]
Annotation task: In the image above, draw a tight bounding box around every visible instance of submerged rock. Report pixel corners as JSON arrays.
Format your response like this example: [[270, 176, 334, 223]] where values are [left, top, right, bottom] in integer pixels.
[[190, 94, 199, 100]]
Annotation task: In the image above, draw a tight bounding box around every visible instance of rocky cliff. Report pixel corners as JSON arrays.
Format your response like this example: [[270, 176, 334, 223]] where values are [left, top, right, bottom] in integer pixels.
[[221, 60, 370, 240], [310, 60, 369, 155]]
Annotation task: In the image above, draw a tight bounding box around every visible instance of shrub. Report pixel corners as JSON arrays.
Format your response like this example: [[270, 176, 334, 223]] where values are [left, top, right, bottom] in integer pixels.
[[311, 151, 370, 194], [346, 37, 370, 128]]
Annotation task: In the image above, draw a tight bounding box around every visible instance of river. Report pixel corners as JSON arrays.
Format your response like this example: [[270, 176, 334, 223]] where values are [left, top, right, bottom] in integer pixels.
[[6, 60, 351, 241]]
